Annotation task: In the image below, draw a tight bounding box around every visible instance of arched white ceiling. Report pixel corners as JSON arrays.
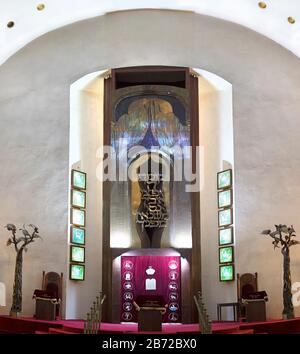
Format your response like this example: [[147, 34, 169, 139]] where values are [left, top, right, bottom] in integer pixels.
[[0, 0, 299, 65]]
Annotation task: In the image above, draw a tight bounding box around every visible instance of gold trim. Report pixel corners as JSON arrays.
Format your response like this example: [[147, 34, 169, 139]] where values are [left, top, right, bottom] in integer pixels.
[[189, 68, 199, 78], [104, 69, 112, 80]]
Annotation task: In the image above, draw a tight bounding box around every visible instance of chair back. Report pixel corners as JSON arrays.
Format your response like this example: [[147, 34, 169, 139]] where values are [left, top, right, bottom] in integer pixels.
[[42, 271, 63, 317], [237, 273, 258, 301]]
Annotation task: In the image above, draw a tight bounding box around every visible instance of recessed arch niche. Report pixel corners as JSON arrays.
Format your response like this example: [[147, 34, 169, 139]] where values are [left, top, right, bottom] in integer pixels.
[[69, 65, 234, 322]]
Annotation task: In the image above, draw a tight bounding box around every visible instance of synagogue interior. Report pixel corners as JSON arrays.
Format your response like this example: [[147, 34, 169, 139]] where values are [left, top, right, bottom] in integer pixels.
[[0, 0, 300, 335]]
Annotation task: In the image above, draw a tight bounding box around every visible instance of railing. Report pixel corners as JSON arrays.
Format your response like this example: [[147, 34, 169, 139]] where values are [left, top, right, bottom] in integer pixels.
[[193, 291, 212, 334], [84, 292, 106, 334]]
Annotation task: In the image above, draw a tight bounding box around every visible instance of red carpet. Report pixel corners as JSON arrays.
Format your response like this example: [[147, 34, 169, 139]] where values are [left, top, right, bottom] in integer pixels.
[[239, 318, 300, 334], [1, 315, 300, 334]]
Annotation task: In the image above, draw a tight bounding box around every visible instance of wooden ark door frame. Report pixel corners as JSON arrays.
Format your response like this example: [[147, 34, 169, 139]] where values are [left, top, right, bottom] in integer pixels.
[[101, 66, 201, 323], [189, 71, 201, 322]]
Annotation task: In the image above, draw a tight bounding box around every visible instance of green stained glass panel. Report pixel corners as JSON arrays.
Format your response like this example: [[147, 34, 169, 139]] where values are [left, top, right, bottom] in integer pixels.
[[72, 170, 86, 190], [71, 227, 85, 245], [218, 189, 232, 209], [219, 227, 233, 245], [70, 264, 85, 281], [217, 169, 232, 190], [71, 246, 85, 263], [220, 265, 234, 282], [219, 246, 234, 264], [72, 208, 85, 227], [218, 208, 232, 227], [72, 190, 86, 209]]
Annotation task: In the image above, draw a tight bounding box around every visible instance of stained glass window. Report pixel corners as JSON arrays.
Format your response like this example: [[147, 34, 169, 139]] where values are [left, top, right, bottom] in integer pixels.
[[217, 169, 232, 190], [72, 190, 86, 209], [218, 189, 232, 209], [71, 208, 85, 227], [218, 208, 233, 227], [219, 227, 233, 245], [70, 246, 85, 263], [71, 227, 85, 245], [219, 265, 234, 282], [70, 264, 85, 281], [219, 246, 234, 264], [72, 170, 86, 190]]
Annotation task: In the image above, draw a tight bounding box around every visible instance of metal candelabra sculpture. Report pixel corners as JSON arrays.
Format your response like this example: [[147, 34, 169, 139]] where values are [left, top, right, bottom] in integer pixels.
[[84, 292, 106, 334], [262, 224, 299, 319], [136, 173, 168, 248], [193, 291, 212, 334], [5, 223, 41, 317]]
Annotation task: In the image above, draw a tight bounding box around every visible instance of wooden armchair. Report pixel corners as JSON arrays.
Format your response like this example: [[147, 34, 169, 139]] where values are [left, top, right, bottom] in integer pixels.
[[42, 271, 63, 316], [237, 272, 267, 322], [237, 272, 258, 303], [33, 271, 63, 320]]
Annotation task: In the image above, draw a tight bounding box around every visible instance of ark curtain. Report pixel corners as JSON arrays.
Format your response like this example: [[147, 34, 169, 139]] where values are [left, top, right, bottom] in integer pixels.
[[121, 256, 181, 323]]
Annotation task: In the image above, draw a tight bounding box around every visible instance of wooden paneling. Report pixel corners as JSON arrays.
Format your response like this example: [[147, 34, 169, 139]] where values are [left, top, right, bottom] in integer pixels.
[[189, 72, 201, 322], [102, 74, 112, 321], [102, 67, 200, 323]]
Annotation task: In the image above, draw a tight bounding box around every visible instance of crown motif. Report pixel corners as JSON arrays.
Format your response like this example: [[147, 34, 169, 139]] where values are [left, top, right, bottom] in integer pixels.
[[146, 266, 156, 275]]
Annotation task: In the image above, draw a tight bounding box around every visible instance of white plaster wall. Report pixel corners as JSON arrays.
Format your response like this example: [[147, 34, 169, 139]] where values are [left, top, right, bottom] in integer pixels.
[[0, 83, 69, 316], [67, 74, 104, 319], [0, 10, 299, 319], [198, 71, 235, 320]]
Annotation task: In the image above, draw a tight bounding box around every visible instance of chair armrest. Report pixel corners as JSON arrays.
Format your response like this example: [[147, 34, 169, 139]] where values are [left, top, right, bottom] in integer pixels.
[[133, 301, 140, 312]]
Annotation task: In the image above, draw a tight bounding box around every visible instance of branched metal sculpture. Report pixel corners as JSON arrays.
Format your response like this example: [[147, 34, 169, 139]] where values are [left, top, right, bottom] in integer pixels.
[[5, 223, 41, 316], [262, 224, 299, 319]]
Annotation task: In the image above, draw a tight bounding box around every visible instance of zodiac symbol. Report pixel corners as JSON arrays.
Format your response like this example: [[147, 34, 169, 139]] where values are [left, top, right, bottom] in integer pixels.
[[123, 292, 133, 301], [122, 312, 133, 321]]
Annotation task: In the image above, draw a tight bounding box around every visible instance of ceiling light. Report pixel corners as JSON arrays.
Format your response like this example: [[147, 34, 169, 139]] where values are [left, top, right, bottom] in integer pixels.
[[258, 2, 267, 9], [37, 4, 45, 11], [288, 17, 295, 24], [7, 21, 15, 28]]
